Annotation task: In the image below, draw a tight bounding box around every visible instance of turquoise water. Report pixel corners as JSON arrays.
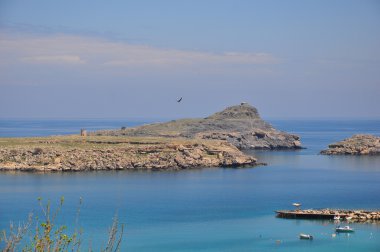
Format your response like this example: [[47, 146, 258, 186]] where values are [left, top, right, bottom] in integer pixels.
[[0, 119, 380, 251]]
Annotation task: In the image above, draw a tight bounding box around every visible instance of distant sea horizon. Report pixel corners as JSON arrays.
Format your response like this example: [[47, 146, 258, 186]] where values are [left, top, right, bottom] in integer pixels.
[[1, 117, 380, 139]]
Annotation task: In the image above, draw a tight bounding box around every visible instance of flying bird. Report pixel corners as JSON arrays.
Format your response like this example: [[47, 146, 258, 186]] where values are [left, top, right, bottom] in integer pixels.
[[177, 97, 182, 103]]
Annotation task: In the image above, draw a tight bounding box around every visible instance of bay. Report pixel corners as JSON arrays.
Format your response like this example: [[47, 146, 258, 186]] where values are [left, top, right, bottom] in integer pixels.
[[0, 119, 379, 251]]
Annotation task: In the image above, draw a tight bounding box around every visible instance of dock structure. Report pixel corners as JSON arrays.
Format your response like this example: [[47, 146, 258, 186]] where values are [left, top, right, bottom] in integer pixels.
[[276, 210, 347, 220], [276, 209, 380, 222]]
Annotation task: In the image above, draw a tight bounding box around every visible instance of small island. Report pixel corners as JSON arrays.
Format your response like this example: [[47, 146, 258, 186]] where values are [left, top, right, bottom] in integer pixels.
[[321, 134, 380, 155], [92, 103, 303, 150]]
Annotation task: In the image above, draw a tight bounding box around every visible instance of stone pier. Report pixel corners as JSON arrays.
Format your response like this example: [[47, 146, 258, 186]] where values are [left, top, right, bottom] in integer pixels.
[[276, 209, 380, 222]]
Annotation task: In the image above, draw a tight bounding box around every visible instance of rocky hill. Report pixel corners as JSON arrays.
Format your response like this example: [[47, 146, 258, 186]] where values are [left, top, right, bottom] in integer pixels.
[[0, 136, 258, 172], [321, 134, 380, 155], [92, 103, 302, 150]]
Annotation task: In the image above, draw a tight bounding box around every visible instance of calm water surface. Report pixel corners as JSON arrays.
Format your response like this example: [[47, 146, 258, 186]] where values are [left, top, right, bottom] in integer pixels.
[[0, 119, 379, 251]]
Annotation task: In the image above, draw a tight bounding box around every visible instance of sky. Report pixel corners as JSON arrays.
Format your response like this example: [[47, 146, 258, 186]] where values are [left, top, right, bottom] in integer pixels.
[[0, 0, 379, 119]]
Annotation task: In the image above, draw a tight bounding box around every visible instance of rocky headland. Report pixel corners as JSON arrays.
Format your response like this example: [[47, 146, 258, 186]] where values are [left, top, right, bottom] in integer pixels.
[[0, 136, 259, 172], [92, 103, 302, 150], [321, 134, 380, 155]]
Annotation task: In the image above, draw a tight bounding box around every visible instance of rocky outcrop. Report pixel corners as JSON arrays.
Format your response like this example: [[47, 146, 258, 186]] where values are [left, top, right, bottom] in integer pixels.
[[0, 136, 259, 172], [92, 103, 302, 150], [321, 134, 380, 155]]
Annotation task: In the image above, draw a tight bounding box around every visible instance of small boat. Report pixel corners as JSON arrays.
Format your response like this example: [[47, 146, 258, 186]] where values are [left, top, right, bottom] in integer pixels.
[[334, 215, 341, 220], [299, 233, 313, 240], [336, 226, 354, 233], [292, 203, 302, 211]]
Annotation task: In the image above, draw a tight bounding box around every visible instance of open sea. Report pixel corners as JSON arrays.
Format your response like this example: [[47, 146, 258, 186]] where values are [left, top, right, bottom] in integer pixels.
[[0, 119, 380, 251]]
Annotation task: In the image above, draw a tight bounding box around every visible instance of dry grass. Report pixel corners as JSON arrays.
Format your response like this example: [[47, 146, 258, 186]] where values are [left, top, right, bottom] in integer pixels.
[[0, 135, 227, 150]]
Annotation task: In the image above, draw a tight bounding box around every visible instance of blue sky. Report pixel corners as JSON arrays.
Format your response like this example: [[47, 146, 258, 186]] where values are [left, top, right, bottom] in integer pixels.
[[0, 0, 379, 119]]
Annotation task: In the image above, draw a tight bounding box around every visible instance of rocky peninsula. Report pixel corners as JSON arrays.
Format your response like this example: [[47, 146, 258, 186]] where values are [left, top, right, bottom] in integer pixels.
[[0, 136, 258, 172], [92, 103, 302, 150], [321, 134, 380, 155]]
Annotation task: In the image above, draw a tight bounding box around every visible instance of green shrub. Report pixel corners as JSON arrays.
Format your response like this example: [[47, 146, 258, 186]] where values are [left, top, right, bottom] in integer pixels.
[[0, 197, 124, 252]]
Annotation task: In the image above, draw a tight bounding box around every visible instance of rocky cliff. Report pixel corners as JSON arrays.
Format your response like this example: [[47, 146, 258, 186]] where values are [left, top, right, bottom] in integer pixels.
[[321, 134, 380, 155], [0, 136, 258, 172], [92, 103, 302, 150]]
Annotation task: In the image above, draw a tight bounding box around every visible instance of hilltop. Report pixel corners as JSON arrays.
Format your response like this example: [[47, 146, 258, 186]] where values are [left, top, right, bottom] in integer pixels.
[[92, 103, 302, 150]]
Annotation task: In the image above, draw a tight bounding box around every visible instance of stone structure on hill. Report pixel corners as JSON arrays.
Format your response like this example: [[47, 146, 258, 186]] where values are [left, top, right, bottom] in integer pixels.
[[321, 134, 380, 155], [92, 103, 302, 150]]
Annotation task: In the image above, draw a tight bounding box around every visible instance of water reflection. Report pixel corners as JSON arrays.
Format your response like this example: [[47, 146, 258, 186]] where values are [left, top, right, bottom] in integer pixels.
[[325, 155, 380, 172]]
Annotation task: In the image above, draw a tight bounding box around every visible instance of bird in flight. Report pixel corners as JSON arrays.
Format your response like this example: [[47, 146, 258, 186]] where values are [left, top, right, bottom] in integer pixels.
[[177, 97, 183, 103]]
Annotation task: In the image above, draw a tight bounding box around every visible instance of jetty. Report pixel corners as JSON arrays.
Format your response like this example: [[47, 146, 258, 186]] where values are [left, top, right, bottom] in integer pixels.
[[276, 209, 380, 222]]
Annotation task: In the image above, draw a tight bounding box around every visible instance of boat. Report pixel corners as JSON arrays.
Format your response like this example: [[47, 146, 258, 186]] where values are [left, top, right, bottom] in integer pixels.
[[299, 233, 313, 240], [292, 203, 302, 211], [335, 226, 354, 233], [334, 215, 341, 220]]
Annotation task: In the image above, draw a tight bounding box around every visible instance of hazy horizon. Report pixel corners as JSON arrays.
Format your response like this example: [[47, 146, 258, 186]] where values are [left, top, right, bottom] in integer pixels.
[[1, 0, 379, 119]]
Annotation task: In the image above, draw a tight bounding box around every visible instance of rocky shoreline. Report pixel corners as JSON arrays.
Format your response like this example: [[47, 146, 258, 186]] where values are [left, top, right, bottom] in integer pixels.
[[92, 103, 303, 150], [321, 134, 380, 155], [0, 136, 260, 172]]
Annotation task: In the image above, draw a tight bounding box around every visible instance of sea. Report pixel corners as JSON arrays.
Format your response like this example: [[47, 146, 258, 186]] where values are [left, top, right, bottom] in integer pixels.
[[0, 119, 380, 251]]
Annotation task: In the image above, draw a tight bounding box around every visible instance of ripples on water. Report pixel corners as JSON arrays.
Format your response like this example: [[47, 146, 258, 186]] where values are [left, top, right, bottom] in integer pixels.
[[0, 119, 380, 251]]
